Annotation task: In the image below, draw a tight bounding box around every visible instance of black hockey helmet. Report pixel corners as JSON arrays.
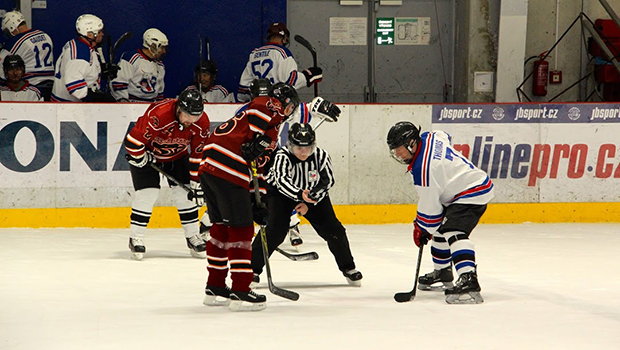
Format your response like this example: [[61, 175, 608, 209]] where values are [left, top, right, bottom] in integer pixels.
[[387, 121, 421, 150], [249, 78, 272, 99], [3, 54, 25, 74], [288, 123, 316, 147], [177, 89, 204, 116], [195, 59, 217, 77], [270, 82, 300, 119], [387, 121, 421, 164]]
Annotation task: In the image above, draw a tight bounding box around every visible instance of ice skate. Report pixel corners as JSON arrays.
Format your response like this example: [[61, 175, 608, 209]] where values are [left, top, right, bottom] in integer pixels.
[[249, 273, 260, 289], [203, 285, 231, 306], [343, 269, 363, 287], [445, 271, 483, 304], [418, 266, 454, 291], [288, 224, 303, 247], [229, 290, 267, 312], [186, 235, 207, 259], [199, 222, 211, 242], [129, 237, 145, 260]]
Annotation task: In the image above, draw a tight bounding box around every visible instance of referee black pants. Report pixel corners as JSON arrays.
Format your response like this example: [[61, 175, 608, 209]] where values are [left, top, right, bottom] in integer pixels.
[[251, 190, 356, 275]]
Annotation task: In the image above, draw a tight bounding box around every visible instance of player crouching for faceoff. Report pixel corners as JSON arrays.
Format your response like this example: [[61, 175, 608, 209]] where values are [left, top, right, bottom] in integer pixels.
[[251, 123, 363, 287], [387, 122, 494, 304], [199, 83, 304, 311], [124, 89, 210, 260]]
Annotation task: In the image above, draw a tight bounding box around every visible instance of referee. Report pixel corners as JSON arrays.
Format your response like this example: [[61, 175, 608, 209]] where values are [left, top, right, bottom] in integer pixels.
[[250, 123, 363, 286]]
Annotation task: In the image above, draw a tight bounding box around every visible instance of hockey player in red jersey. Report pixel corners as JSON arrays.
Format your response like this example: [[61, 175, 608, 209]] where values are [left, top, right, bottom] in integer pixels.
[[124, 89, 210, 260], [199, 82, 300, 311]]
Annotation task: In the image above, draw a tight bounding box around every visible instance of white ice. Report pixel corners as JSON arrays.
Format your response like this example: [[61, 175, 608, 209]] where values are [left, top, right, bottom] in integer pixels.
[[1, 223, 619, 350]]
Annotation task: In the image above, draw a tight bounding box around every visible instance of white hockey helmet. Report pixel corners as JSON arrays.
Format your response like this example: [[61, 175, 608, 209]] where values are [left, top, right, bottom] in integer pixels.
[[2, 11, 26, 35], [143, 28, 168, 55], [75, 14, 104, 37]]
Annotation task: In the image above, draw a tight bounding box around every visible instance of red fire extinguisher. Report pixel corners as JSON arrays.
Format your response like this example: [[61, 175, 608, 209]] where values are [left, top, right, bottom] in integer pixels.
[[532, 52, 549, 96]]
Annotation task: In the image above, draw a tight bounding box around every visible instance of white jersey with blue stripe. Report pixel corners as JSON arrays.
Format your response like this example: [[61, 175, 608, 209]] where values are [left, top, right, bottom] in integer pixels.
[[237, 43, 308, 102], [0, 82, 42, 101], [184, 84, 235, 103], [408, 130, 494, 234], [51, 38, 102, 101], [0, 29, 54, 85], [110, 49, 165, 102]]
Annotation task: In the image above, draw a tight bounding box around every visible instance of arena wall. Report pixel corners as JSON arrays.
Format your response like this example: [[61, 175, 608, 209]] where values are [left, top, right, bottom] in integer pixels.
[[1, 102, 618, 227]]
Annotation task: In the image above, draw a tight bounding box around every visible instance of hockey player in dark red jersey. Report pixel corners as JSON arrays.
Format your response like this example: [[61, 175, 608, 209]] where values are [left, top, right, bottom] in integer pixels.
[[198, 82, 300, 312], [124, 89, 210, 260]]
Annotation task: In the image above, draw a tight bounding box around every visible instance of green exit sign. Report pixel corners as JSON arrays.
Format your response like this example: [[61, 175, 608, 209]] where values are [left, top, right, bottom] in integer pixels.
[[376, 17, 394, 45]]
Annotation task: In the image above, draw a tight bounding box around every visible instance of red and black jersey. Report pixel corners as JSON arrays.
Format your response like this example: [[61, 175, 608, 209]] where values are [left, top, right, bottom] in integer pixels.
[[199, 96, 285, 188], [124, 98, 210, 182]]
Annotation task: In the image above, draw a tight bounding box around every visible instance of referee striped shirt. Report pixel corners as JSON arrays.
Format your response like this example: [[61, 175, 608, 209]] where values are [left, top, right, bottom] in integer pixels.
[[265, 146, 335, 203]]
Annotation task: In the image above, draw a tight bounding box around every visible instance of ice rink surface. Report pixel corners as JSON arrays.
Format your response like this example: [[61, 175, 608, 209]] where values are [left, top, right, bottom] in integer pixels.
[[1, 223, 619, 350]]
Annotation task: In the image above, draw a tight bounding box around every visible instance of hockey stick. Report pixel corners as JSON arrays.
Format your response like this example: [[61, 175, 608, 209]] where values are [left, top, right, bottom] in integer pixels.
[[198, 35, 204, 95], [111, 31, 133, 64], [252, 162, 300, 301], [275, 247, 319, 261], [294, 35, 319, 97], [394, 244, 424, 303], [123, 155, 195, 199]]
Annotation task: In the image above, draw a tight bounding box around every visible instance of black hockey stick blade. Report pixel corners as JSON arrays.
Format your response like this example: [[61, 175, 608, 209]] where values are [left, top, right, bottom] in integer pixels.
[[111, 31, 133, 62], [269, 284, 300, 301], [394, 244, 424, 303], [294, 35, 316, 55], [276, 247, 319, 261]]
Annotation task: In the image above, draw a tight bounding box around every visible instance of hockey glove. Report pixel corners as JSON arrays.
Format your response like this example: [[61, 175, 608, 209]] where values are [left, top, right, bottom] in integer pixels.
[[309, 97, 340, 122], [413, 222, 432, 247], [127, 151, 155, 168], [241, 134, 272, 162], [101, 62, 121, 81], [189, 180, 205, 207], [252, 202, 269, 226], [302, 66, 323, 87]]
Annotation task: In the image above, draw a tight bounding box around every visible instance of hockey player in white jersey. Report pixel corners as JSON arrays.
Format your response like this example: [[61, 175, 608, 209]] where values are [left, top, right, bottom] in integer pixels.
[[387, 122, 494, 304], [184, 60, 235, 103], [0, 10, 54, 100], [237, 22, 322, 102], [51, 14, 114, 102], [110, 28, 167, 102], [0, 54, 42, 101]]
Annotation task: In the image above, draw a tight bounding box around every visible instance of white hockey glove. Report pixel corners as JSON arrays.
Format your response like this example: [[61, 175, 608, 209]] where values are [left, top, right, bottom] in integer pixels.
[[189, 180, 205, 207], [127, 151, 155, 168], [309, 97, 340, 122]]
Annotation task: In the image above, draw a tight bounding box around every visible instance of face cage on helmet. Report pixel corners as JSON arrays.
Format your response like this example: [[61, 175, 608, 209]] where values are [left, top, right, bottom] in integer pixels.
[[389, 139, 417, 164]]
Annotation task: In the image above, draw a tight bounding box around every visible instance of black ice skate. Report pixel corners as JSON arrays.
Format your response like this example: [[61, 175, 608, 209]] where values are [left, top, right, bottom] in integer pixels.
[[199, 222, 211, 241], [129, 237, 146, 261], [229, 290, 267, 312], [343, 269, 363, 287], [418, 266, 454, 291], [249, 273, 260, 289], [445, 270, 484, 304], [288, 224, 303, 247], [186, 235, 207, 259], [203, 285, 231, 306]]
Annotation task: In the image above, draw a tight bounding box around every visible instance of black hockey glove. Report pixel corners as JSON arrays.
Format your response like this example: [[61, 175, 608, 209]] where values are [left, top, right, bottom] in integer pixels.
[[302, 66, 323, 87], [241, 134, 272, 162], [252, 202, 269, 226], [84, 88, 116, 102], [127, 151, 155, 168], [309, 97, 340, 122], [101, 62, 121, 81]]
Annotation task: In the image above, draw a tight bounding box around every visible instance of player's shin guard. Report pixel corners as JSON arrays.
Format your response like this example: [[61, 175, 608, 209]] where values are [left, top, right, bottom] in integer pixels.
[[206, 223, 229, 287], [445, 231, 476, 275], [227, 226, 255, 292], [129, 188, 158, 260]]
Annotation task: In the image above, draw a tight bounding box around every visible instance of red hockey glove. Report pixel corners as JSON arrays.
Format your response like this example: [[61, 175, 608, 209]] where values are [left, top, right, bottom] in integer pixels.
[[413, 222, 432, 247]]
